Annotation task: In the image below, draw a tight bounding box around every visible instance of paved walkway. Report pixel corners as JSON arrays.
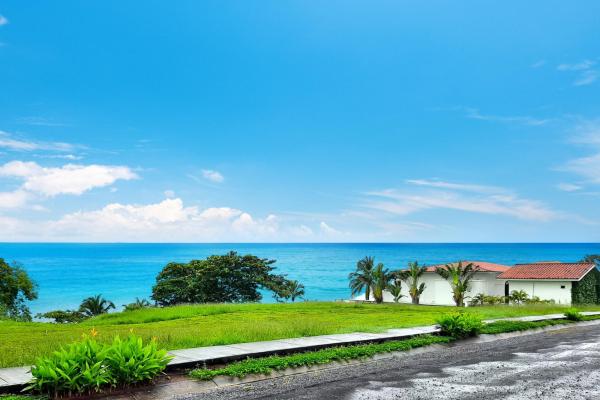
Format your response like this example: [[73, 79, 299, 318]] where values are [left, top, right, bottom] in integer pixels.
[[2, 311, 599, 391]]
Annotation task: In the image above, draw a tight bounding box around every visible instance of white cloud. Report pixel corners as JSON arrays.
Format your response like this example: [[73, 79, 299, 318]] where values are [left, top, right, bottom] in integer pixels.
[[164, 190, 175, 198], [201, 169, 224, 183], [320, 221, 342, 236], [463, 108, 549, 126], [557, 60, 598, 86], [0, 131, 75, 152], [562, 121, 600, 183], [556, 183, 582, 192], [0, 190, 30, 209], [405, 179, 505, 194], [0, 161, 138, 196], [0, 15, 7, 26], [366, 181, 559, 222]]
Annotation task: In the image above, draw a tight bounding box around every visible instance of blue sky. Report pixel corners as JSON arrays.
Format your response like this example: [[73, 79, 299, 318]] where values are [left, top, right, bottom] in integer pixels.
[[0, 1, 599, 242]]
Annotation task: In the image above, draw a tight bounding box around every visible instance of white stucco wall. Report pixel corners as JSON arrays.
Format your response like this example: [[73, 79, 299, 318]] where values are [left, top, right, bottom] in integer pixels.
[[507, 280, 572, 305], [353, 272, 505, 306]]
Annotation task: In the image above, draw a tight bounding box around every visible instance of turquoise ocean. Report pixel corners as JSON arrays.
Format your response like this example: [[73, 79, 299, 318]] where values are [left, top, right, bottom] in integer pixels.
[[0, 243, 598, 314]]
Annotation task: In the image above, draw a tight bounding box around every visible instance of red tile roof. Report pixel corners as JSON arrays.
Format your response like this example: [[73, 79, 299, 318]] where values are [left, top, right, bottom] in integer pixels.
[[424, 260, 511, 273], [497, 263, 596, 280]]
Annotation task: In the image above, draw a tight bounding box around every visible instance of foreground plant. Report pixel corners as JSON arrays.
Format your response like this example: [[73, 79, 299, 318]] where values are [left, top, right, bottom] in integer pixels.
[[564, 308, 583, 321], [27, 332, 171, 397], [436, 312, 483, 338]]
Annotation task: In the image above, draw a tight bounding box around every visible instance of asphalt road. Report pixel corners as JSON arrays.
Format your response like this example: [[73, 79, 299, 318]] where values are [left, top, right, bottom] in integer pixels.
[[179, 322, 600, 400]]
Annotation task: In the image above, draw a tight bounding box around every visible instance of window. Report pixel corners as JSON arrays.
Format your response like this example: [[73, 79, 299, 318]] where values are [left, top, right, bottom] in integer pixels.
[[561, 285, 566, 289]]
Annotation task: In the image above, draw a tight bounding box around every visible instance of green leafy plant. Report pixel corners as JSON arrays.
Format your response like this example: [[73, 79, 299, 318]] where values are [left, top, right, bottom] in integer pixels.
[[509, 290, 529, 305], [397, 261, 427, 304], [371, 263, 394, 304], [35, 309, 87, 323], [564, 308, 584, 321], [349, 256, 375, 301], [0, 259, 37, 321], [386, 279, 404, 303], [123, 298, 152, 312], [79, 295, 116, 317], [436, 313, 483, 338], [27, 331, 171, 397], [435, 262, 478, 307]]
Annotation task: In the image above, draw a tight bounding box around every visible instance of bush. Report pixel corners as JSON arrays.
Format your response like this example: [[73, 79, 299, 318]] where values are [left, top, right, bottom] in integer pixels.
[[436, 313, 483, 338], [27, 332, 171, 397], [509, 290, 529, 305], [564, 308, 584, 321]]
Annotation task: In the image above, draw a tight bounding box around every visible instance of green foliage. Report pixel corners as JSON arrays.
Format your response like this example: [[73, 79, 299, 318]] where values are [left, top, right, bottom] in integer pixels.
[[481, 319, 573, 334], [0, 259, 38, 321], [371, 263, 394, 304], [190, 335, 451, 380], [397, 261, 426, 304], [572, 268, 600, 304], [581, 254, 600, 265], [27, 333, 171, 397], [123, 298, 152, 312], [435, 262, 478, 307], [436, 313, 483, 338], [273, 280, 305, 302], [469, 293, 506, 306], [36, 310, 86, 323], [525, 296, 555, 305], [79, 295, 116, 317], [348, 256, 375, 301], [386, 279, 404, 303], [152, 251, 294, 305], [509, 289, 529, 305], [564, 308, 584, 321]]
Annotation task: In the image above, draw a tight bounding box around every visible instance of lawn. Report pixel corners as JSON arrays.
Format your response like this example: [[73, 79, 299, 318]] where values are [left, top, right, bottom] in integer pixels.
[[1, 301, 599, 368]]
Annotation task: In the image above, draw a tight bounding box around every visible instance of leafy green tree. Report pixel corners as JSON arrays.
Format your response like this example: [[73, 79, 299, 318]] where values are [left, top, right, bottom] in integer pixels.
[[123, 298, 152, 312], [36, 309, 86, 323], [386, 279, 404, 303], [371, 263, 394, 304], [348, 256, 375, 301], [286, 280, 305, 302], [0, 258, 37, 321], [79, 295, 116, 317], [151, 252, 294, 305], [436, 261, 479, 307], [397, 261, 427, 304], [509, 289, 529, 305], [581, 254, 600, 266]]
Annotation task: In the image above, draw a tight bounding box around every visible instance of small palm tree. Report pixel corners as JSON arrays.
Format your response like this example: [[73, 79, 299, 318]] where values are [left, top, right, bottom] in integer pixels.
[[509, 289, 529, 305], [287, 280, 305, 302], [123, 297, 152, 312], [436, 261, 479, 307], [371, 263, 394, 304], [397, 261, 427, 304], [79, 294, 115, 317], [387, 278, 404, 303], [348, 256, 375, 301]]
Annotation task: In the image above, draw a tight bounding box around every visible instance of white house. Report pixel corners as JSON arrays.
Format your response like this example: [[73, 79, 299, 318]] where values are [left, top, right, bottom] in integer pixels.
[[497, 262, 598, 305], [354, 260, 510, 306]]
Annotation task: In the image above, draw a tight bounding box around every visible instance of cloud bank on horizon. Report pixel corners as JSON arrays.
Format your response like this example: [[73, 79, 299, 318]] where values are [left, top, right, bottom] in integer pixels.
[[0, 2, 599, 242]]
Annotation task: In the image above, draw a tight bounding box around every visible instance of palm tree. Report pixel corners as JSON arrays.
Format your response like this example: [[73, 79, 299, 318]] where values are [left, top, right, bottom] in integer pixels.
[[435, 261, 479, 307], [386, 278, 404, 303], [123, 297, 152, 311], [79, 294, 115, 317], [397, 261, 427, 304], [287, 280, 305, 302], [371, 263, 394, 304], [348, 256, 375, 301]]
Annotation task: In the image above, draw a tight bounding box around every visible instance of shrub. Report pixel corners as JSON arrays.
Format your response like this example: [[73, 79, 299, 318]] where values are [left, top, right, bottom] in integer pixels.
[[27, 332, 171, 397], [564, 308, 584, 321], [36, 309, 87, 323], [468, 293, 485, 306], [436, 313, 483, 338], [509, 290, 529, 305]]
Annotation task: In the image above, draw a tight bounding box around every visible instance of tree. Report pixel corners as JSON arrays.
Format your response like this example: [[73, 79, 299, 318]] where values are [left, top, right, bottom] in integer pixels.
[[286, 280, 305, 302], [348, 256, 375, 301], [0, 258, 37, 321], [79, 294, 116, 317], [151, 252, 295, 305], [36, 309, 86, 323], [436, 261, 479, 307], [509, 289, 529, 305], [581, 255, 600, 266], [387, 278, 404, 303], [123, 298, 152, 311], [397, 261, 427, 304], [371, 263, 394, 304]]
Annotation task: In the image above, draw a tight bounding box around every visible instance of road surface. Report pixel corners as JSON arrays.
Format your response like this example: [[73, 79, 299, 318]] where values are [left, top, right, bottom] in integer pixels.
[[179, 322, 600, 400]]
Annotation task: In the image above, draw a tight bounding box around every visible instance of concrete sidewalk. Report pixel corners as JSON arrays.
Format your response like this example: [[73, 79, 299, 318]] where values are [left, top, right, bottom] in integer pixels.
[[2, 311, 600, 391]]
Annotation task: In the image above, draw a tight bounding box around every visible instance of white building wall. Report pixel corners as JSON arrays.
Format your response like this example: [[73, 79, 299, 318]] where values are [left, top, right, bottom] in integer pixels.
[[507, 280, 572, 305]]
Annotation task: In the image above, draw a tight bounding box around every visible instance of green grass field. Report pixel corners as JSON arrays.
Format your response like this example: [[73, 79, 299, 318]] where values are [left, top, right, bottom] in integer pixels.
[[1, 301, 599, 368]]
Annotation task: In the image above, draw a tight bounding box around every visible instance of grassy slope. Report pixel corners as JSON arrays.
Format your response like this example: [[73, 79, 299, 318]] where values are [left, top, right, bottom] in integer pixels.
[[1, 301, 599, 368]]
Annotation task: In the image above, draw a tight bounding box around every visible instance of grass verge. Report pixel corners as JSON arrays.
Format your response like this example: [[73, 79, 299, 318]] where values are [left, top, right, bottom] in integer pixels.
[[190, 335, 452, 380], [481, 314, 600, 334]]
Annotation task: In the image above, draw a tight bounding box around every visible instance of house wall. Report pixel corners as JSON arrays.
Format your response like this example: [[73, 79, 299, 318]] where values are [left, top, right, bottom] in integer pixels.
[[507, 280, 572, 305], [355, 272, 504, 306]]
